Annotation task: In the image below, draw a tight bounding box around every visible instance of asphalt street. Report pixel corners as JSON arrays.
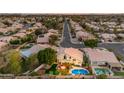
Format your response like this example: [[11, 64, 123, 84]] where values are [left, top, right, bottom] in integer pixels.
[[60, 20, 84, 48]]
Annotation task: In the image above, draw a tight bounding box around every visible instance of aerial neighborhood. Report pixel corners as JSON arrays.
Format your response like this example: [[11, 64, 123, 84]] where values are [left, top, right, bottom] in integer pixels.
[[0, 14, 124, 79]]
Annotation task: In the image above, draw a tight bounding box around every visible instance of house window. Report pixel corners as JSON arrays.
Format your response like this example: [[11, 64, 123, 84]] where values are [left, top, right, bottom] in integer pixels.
[[64, 55, 67, 59], [123, 68, 124, 70], [93, 61, 97, 65]]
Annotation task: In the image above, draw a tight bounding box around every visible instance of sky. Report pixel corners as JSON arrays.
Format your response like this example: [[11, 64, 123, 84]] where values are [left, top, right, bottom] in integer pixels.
[[0, 0, 124, 13]]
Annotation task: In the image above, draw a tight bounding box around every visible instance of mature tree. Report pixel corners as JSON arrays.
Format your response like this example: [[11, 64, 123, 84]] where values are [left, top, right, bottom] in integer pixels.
[[37, 48, 57, 65], [81, 23, 87, 29], [10, 39, 21, 45], [26, 54, 38, 70], [35, 29, 43, 36], [21, 54, 39, 72], [83, 55, 89, 66], [44, 19, 58, 29], [49, 35, 58, 45], [21, 34, 33, 43], [84, 39, 98, 48], [6, 50, 22, 74]]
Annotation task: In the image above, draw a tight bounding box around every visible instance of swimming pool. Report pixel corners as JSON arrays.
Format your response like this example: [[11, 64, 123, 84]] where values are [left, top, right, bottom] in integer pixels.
[[94, 68, 112, 75], [71, 69, 89, 75]]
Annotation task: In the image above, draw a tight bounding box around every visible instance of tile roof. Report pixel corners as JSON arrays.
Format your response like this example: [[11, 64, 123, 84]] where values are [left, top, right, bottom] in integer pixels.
[[83, 48, 119, 64], [21, 44, 50, 57], [58, 47, 83, 62]]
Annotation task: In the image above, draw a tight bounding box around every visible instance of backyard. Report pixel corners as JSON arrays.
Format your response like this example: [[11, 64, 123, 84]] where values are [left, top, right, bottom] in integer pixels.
[[114, 71, 124, 76], [45, 64, 59, 75]]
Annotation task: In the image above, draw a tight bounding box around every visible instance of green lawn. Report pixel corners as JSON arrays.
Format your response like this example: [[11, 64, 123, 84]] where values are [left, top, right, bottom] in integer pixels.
[[114, 72, 124, 76]]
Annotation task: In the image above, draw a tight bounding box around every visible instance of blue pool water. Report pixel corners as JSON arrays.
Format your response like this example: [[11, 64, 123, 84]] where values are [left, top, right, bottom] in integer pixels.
[[94, 68, 111, 75], [72, 69, 89, 75]]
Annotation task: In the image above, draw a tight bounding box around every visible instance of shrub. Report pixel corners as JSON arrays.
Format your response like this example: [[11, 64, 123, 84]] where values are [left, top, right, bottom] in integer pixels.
[[84, 39, 98, 48]]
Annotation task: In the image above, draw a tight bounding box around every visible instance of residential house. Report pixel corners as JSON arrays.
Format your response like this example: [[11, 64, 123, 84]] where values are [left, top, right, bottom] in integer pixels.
[[0, 28, 8, 34], [0, 42, 8, 52], [48, 29, 58, 34], [19, 29, 32, 35], [12, 32, 26, 39], [120, 23, 124, 29], [83, 48, 123, 71], [76, 31, 95, 41], [85, 23, 100, 31], [118, 33, 124, 38], [0, 36, 16, 43], [70, 20, 83, 31], [100, 22, 116, 28], [37, 35, 49, 44], [0, 22, 6, 28], [100, 33, 117, 42], [37, 32, 55, 44], [75, 25, 83, 31], [21, 44, 50, 58], [33, 22, 42, 28], [12, 22, 23, 29], [57, 47, 83, 66]]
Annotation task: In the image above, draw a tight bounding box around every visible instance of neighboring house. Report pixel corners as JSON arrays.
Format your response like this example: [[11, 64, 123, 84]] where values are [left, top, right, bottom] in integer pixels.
[[85, 23, 100, 31], [12, 22, 23, 29], [44, 32, 55, 37], [118, 33, 124, 38], [19, 30, 27, 33], [21, 44, 50, 58], [100, 33, 117, 42], [37, 35, 49, 44], [76, 31, 95, 41], [70, 20, 77, 27], [0, 28, 8, 34], [12, 32, 26, 38], [48, 29, 58, 34], [57, 47, 83, 66], [33, 22, 42, 28], [0, 27, 16, 34], [100, 22, 116, 28], [0, 42, 8, 52], [116, 28, 124, 32], [0, 22, 7, 28], [83, 48, 123, 71], [6, 27, 18, 32], [120, 23, 124, 28], [0, 36, 16, 43], [75, 25, 83, 31], [37, 32, 55, 44], [70, 20, 83, 31], [18, 30, 32, 35]]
